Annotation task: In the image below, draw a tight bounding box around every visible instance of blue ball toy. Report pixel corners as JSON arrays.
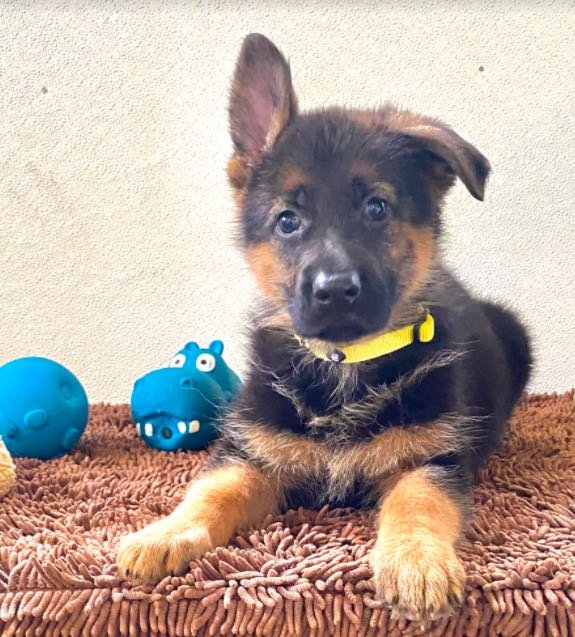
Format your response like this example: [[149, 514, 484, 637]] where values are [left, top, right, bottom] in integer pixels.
[[130, 340, 241, 451], [0, 357, 89, 459]]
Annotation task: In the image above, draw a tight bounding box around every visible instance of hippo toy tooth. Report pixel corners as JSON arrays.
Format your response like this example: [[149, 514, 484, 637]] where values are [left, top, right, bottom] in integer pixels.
[[144, 422, 153, 437], [189, 420, 200, 433], [177, 421, 187, 434]]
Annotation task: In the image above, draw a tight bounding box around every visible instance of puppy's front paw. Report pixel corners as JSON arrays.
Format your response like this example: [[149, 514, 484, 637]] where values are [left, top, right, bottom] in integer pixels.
[[370, 535, 465, 623], [117, 520, 212, 584]]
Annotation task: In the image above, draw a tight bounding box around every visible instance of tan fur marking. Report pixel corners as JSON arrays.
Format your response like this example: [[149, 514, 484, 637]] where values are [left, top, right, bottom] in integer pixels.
[[378, 467, 461, 547], [245, 243, 290, 303], [385, 109, 439, 132], [349, 110, 384, 129], [279, 165, 308, 193], [238, 427, 323, 479], [373, 181, 398, 206], [350, 162, 398, 206], [370, 466, 465, 622], [237, 416, 463, 491], [227, 153, 251, 205], [402, 224, 435, 297], [387, 224, 436, 331], [180, 464, 278, 543], [329, 420, 461, 484], [350, 107, 442, 134], [117, 464, 278, 583], [350, 160, 378, 183]]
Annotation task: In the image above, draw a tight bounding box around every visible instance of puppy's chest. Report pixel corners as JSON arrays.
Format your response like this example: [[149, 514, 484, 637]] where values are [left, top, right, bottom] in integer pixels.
[[244, 377, 459, 484], [274, 364, 404, 443], [262, 420, 454, 511], [246, 364, 463, 506]]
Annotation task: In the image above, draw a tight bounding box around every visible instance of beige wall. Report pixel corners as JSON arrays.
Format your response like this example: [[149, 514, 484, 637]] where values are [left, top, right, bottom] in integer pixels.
[[1, 1, 573, 402]]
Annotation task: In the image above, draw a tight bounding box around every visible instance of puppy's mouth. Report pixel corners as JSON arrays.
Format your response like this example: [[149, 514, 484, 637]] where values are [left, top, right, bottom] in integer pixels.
[[289, 304, 392, 344], [297, 321, 371, 343]]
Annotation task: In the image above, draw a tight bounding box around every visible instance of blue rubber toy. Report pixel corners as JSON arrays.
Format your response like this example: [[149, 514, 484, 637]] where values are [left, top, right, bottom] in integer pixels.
[[130, 340, 241, 451], [0, 357, 89, 459]]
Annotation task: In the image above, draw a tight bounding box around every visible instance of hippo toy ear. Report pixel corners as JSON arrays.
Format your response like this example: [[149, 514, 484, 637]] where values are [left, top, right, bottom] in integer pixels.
[[184, 342, 200, 352], [209, 340, 224, 355]]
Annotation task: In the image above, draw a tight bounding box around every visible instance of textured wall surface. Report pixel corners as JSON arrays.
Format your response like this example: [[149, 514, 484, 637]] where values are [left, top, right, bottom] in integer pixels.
[[1, 1, 573, 402]]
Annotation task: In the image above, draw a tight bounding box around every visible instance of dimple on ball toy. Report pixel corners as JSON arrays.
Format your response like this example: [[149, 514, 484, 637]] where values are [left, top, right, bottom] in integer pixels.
[[0, 357, 89, 459], [131, 340, 241, 452]]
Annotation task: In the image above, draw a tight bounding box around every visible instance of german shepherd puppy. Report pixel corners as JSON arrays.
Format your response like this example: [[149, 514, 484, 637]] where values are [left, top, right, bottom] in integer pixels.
[[118, 34, 531, 623]]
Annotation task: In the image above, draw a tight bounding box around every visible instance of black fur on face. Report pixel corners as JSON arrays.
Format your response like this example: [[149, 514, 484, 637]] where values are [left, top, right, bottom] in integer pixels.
[[228, 34, 490, 343]]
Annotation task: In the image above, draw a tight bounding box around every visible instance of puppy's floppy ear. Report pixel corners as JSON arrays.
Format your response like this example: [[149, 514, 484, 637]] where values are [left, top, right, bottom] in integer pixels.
[[229, 33, 297, 167], [385, 110, 490, 201], [405, 123, 490, 201]]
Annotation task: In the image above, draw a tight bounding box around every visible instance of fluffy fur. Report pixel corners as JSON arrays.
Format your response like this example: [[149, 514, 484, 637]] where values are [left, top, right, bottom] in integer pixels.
[[117, 34, 531, 624]]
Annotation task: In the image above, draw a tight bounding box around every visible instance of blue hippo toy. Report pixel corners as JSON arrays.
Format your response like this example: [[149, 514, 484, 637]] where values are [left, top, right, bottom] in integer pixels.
[[130, 340, 241, 451], [0, 357, 89, 459], [170, 340, 241, 398]]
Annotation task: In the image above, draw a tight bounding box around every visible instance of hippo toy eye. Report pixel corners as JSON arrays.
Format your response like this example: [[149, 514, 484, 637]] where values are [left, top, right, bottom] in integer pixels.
[[196, 354, 216, 372], [169, 353, 187, 368]]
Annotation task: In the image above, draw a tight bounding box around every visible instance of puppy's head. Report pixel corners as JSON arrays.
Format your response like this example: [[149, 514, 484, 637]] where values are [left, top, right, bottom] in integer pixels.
[[228, 34, 490, 343]]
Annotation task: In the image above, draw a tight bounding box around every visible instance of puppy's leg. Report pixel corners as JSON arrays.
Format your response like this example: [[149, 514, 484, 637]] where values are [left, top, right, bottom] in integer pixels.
[[117, 462, 278, 583], [370, 466, 466, 623]]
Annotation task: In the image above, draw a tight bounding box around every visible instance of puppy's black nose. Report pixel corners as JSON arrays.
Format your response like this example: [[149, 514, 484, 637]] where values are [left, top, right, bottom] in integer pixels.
[[312, 270, 362, 306]]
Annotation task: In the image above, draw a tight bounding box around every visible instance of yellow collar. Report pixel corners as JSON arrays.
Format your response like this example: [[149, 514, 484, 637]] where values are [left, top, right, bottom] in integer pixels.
[[299, 311, 435, 364]]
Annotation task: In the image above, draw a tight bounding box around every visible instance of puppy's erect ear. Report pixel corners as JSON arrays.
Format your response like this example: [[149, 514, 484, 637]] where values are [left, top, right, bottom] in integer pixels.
[[385, 111, 490, 201], [229, 34, 297, 168]]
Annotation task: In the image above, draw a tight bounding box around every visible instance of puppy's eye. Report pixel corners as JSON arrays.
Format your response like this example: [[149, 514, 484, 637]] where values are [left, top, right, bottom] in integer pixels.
[[365, 197, 389, 222], [276, 210, 301, 235]]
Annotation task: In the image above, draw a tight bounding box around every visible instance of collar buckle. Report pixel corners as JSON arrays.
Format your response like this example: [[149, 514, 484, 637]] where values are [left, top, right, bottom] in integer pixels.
[[327, 349, 346, 364]]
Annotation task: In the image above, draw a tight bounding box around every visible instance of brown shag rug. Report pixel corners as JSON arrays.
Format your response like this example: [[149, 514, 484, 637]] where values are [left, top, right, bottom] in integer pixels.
[[1, 393, 575, 637]]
